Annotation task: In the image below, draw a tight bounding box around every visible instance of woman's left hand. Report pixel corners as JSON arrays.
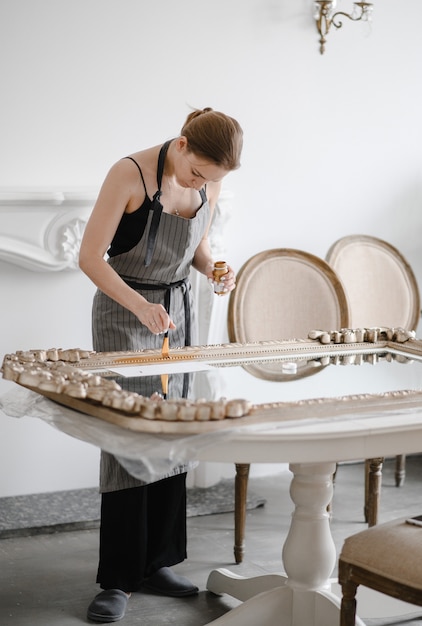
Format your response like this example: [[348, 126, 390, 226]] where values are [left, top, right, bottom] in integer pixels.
[[205, 262, 236, 295]]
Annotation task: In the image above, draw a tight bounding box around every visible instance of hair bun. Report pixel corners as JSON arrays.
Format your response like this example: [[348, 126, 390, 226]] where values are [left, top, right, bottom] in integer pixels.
[[188, 107, 213, 122]]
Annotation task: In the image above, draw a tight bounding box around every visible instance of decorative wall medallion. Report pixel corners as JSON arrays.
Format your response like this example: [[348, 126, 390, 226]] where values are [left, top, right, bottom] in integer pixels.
[[0, 190, 96, 271]]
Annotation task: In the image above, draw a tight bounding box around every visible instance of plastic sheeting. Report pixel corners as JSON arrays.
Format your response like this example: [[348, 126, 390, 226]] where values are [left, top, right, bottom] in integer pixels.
[[4, 375, 422, 483], [0, 387, 204, 484]]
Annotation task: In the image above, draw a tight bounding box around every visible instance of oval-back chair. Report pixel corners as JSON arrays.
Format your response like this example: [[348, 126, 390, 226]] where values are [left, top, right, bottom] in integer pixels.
[[326, 234, 421, 527], [228, 248, 350, 563]]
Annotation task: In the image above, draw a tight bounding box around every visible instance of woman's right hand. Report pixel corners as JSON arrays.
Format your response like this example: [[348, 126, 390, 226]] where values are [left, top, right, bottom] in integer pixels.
[[137, 302, 176, 335]]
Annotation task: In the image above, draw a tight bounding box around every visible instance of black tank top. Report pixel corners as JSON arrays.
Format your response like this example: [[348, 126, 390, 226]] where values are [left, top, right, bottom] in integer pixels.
[[107, 157, 151, 258], [108, 144, 207, 259]]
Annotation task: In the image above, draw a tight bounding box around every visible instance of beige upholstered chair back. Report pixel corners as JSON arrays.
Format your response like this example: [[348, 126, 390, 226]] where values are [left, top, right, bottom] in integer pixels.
[[228, 248, 350, 380], [326, 235, 420, 331]]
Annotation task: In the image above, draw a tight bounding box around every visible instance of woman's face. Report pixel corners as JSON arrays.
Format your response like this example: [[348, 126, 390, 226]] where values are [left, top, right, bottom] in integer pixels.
[[175, 138, 229, 190]]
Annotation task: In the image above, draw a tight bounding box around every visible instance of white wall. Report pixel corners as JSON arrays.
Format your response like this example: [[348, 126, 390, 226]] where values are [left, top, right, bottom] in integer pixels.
[[1, 0, 421, 496]]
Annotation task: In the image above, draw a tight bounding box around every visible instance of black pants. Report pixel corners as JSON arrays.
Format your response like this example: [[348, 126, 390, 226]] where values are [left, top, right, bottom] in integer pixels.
[[97, 473, 187, 591]]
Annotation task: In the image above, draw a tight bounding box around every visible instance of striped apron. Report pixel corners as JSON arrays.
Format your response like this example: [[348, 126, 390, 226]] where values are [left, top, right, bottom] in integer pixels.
[[92, 156, 210, 492]]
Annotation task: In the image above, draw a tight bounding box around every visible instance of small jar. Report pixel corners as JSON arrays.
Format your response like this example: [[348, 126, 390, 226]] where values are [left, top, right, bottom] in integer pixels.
[[213, 261, 228, 295]]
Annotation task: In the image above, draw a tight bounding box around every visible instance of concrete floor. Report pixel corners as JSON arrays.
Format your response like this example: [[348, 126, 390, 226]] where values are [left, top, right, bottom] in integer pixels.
[[2, 457, 422, 625]]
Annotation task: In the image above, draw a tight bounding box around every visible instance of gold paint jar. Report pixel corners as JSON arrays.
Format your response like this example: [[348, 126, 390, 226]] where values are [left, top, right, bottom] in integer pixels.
[[213, 261, 228, 295]]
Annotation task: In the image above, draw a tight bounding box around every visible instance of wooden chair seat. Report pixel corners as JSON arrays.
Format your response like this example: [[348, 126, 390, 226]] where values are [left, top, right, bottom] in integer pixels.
[[339, 517, 422, 625]]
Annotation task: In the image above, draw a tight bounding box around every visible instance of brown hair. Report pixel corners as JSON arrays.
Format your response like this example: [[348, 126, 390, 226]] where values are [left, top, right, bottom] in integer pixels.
[[181, 107, 243, 171]]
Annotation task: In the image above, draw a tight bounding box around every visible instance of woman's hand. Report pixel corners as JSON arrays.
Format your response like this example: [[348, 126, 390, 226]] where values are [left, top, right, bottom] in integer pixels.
[[220, 264, 236, 294], [205, 261, 237, 296], [136, 302, 176, 335]]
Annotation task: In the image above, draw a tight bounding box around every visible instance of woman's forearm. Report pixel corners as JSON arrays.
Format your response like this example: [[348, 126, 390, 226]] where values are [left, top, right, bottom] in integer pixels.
[[79, 254, 149, 317]]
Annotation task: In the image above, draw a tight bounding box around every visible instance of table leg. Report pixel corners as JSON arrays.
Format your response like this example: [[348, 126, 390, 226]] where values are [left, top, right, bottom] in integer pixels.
[[206, 462, 367, 626]]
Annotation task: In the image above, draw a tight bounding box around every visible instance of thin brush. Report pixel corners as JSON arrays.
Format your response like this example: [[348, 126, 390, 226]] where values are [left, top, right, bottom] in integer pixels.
[[161, 332, 170, 398]]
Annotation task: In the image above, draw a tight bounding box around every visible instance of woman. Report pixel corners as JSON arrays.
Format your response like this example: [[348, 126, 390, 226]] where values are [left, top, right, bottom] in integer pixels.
[[79, 107, 243, 623]]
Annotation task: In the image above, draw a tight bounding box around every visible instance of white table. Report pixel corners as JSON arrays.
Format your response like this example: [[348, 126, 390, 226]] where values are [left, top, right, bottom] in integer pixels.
[[199, 403, 422, 625], [3, 340, 422, 625]]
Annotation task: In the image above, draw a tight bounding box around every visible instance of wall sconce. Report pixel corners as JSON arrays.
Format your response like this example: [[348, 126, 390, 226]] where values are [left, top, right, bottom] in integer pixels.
[[314, 1, 373, 54]]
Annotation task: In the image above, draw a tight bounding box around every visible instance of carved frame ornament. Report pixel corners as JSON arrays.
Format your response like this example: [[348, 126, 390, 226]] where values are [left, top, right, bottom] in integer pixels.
[[2, 332, 422, 434]]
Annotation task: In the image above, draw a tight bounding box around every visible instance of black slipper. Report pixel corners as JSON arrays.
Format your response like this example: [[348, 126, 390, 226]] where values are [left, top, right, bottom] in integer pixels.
[[143, 567, 199, 597], [87, 588, 129, 623]]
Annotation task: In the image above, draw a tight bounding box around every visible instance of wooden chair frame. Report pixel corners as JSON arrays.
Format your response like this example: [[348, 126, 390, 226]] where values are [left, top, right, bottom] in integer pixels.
[[339, 518, 422, 625], [339, 559, 422, 626]]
